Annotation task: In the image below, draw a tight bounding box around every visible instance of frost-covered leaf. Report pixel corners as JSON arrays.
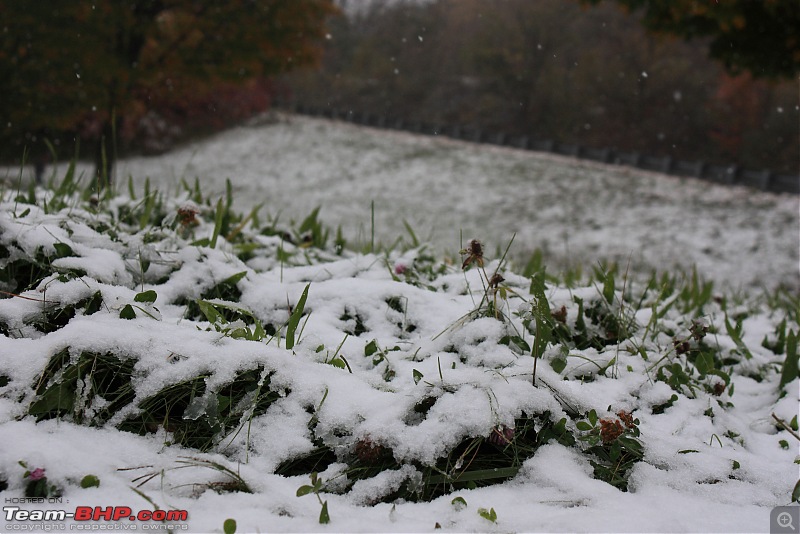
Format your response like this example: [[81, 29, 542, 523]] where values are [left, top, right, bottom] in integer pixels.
[[451, 496, 467, 510], [134, 290, 157, 303], [319, 501, 330, 524], [478, 507, 496, 522], [296, 485, 314, 497], [53, 243, 74, 258], [80, 475, 100, 489], [119, 304, 136, 320]]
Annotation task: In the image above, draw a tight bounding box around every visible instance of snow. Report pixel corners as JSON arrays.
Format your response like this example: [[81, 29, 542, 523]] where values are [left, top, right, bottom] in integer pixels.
[[108, 113, 800, 292], [0, 114, 797, 533]]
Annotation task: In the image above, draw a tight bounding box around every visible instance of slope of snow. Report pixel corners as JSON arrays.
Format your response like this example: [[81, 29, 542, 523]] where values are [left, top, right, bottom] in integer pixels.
[[112, 113, 798, 292]]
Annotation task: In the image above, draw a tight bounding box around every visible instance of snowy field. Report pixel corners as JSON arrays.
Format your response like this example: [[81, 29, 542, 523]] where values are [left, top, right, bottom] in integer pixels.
[[111, 113, 798, 292], [0, 114, 798, 533]]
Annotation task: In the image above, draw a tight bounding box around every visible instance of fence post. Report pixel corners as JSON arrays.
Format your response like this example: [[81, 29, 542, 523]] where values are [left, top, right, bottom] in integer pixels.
[[727, 165, 740, 184], [695, 161, 706, 178], [759, 170, 772, 191], [661, 156, 673, 174]]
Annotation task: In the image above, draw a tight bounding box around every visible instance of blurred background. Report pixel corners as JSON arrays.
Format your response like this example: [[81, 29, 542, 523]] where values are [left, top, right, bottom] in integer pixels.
[[285, 0, 799, 176], [1, 0, 798, 181]]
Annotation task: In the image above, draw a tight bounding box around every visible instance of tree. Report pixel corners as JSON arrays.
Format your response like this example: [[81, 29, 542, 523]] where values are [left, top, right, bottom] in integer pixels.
[[0, 0, 337, 185], [283, 0, 797, 173], [461, 0, 584, 135], [580, 0, 800, 80]]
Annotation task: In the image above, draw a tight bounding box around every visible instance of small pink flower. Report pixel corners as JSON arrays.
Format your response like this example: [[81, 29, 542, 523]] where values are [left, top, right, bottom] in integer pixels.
[[28, 468, 46, 481], [394, 263, 407, 275], [488, 425, 515, 447]]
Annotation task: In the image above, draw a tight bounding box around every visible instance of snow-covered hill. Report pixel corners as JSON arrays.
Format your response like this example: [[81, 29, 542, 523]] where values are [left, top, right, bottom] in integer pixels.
[[109, 113, 798, 292]]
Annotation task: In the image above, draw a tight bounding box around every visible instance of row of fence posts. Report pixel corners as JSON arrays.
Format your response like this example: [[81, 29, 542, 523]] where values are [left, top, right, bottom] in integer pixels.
[[274, 101, 799, 195]]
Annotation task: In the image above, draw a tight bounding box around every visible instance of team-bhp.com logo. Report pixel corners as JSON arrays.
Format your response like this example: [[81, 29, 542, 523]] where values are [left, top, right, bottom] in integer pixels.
[[4, 505, 189, 530]]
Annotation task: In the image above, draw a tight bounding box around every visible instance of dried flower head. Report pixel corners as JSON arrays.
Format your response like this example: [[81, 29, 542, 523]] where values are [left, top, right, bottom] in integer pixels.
[[488, 273, 505, 288], [177, 205, 200, 227], [355, 437, 386, 465], [673, 338, 691, 355], [461, 239, 484, 270], [712, 381, 726, 396], [617, 410, 636, 429], [488, 425, 515, 447], [599, 418, 625, 444], [690, 320, 709, 342], [551, 305, 567, 324]]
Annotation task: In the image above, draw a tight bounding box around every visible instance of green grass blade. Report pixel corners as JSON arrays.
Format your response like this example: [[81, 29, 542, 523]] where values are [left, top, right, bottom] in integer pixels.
[[210, 199, 225, 249], [403, 219, 419, 248], [780, 330, 798, 389], [286, 284, 310, 350]]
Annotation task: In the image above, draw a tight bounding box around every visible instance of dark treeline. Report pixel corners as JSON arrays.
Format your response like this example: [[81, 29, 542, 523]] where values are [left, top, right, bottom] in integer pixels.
[[0, 0, 337, 183], [283, 0, 799, 174]]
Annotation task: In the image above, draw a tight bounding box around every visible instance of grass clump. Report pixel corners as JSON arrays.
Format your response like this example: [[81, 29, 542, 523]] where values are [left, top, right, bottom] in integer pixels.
[[29, 349, 136, 425], [119, 366, 285, 452]]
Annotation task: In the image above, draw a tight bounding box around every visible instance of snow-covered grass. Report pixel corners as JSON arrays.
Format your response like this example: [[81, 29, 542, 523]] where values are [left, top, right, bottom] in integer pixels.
[[0, 170, 797, 533]]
